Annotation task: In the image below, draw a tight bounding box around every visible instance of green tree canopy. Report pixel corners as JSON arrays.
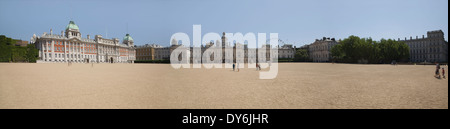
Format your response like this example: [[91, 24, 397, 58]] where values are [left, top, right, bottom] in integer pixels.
[[294, 48, 310, 62], [0, 35, 39, 63], [331, 35, 409, 63]]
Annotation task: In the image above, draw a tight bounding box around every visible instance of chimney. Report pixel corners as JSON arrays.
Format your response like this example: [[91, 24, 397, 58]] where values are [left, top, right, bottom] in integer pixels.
[[410, 36, 412, 40], [50, 29, 53, 35], [422, 35, 425, 39], [416, 36, 418, 39], [61, 31, 63, 36]]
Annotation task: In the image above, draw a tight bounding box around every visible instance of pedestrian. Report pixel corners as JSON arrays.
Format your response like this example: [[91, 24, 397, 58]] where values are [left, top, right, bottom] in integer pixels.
[[435, 62, 441, 78], [233, 63, 235, 71], [256, 63, 259, 71], [442, 68, 446, 79]]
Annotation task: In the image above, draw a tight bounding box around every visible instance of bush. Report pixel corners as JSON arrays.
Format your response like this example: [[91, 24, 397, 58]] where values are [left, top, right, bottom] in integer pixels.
[[0, 35, 39, 62]]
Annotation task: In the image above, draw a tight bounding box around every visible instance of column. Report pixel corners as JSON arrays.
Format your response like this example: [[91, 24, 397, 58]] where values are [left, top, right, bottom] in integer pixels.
[[75, 42, 78, 62], [41, 42, 45, 61], [73, 42, 75, 62], [46, 40, 49, 61], [72, 42, 74, 62], [76, 42, 78, 62], [96, 44, 99, 63], [79, 42, 81, 62], [81, 43, 84, 63], [68, 42, 71, 62], [64, 41, 67, 62], [51, 40, 55, 62]]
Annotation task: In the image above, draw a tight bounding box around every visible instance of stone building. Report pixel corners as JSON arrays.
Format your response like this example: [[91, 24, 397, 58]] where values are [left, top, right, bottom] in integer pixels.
[[14, 40, 29, 47], [136, 44, 181, 60], [137, 32, 293, 63], [308, 37, 339, 62], [31, 21, 136, 63], [399, 30, 448, 63], [277, 44, 295, 59], [136, 44, 160, 60]]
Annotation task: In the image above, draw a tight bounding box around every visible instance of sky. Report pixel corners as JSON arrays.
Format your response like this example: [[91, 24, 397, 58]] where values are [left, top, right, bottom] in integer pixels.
[[0, 0, 448, 47]]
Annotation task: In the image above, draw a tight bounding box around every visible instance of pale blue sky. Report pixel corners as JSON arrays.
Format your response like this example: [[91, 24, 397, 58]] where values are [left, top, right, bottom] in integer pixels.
[[0, 0, 448, 47]]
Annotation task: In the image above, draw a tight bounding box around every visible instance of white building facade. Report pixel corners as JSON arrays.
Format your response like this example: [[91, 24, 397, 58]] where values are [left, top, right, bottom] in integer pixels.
[[31, 21, 136, 63], [277, 44, 295, 59], [399, 30, 448, 63], [308, 37, 339, 62]]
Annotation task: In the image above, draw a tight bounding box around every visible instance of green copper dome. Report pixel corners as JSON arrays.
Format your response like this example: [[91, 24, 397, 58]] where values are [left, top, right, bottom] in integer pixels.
[[123, 34, 133, 41], [65, 21, 79, 30]]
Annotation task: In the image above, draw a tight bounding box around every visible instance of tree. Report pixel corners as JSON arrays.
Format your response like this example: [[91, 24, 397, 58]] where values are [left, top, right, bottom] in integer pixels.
[[0, 35, 13, 62], [26, 44, 39, 62], [331, 35, 410, 64], [378, 39, 410, 63], [11, 45, 27, 62], [294, 48, 310, 62], [331, 44, 344, 62], [0, 35, 39, 63]]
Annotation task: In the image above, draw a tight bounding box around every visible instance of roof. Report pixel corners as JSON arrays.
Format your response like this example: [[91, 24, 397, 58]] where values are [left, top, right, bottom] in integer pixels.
[[123, 34, 133, 41], [65, 21, 79, 30]]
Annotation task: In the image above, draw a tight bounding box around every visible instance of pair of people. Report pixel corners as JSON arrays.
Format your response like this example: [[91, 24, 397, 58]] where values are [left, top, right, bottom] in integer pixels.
[[233, 63, 263, 71], [232, 63, 265, 72]]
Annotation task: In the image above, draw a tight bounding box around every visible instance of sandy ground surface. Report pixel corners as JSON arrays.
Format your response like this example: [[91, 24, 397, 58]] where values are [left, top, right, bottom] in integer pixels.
[[0, 63, 447, 109]]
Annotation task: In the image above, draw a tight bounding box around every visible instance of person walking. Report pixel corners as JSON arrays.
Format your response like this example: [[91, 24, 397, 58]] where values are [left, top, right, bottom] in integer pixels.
[[435, 62, 441, 78], [256, 63, 259, 71], [442, 68, 446, 79], [233, 63, 235, 71]]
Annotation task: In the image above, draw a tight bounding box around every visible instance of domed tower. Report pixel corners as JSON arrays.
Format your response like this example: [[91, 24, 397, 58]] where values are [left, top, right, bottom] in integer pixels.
[[171, 38, 178, 46], [65, 21, 81, 38], [123, 33, 134, 46]]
